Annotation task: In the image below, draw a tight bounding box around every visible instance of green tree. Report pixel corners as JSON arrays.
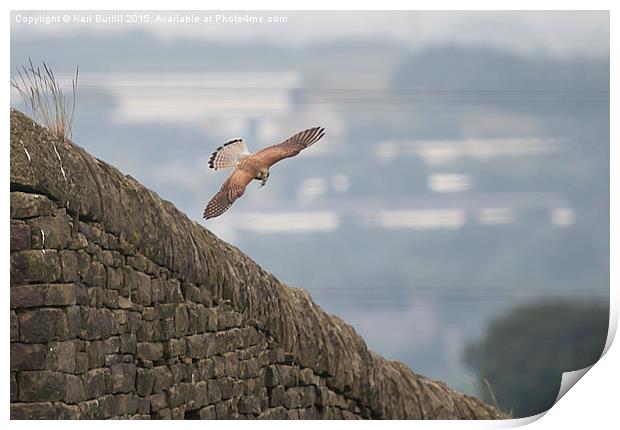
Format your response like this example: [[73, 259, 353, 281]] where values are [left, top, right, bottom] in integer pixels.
[[464, 301, 608, 417]]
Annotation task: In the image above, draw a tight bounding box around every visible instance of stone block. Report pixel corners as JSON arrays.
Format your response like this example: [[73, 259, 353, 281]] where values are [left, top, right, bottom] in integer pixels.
[[130, 272, 152, 305], [198, 405, 216, 419], [110, 363, 137, 393], [149, 392, 167, 412], [86, 340, 106, 368], [206, 379, 222, 403], [238, 395, 261, 415], [18, 371, 84, 403], [11, 402, 58, 419], [269, 385, 285, 407], [174, 304, 189, 337], [10, 192, 55, 219], [136, 368, 155, 397], [164, 338, 186, 358], [46, 340, 77, 373], [152, 366, 173, 393], [44, 283, 78, 306], [55, 403, 81, 419], [11, 284, 45, 308], [11, 249, 61, 286], [27, 214, 72, 249], [19, 307, 68, 343], [11, 311, 19, 341], [83, 261, 107, 289], [186, 334, 207, 359], [59, 250, 78, 282], [137, 342, 164, 361], [107, 266, 124, 291], [11, 221, 31, 251], [10, 343, 46, 370]]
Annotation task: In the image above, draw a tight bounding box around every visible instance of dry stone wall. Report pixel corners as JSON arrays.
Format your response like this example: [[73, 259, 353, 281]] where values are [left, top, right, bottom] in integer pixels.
[[10, 192, 369, 419], [10, 108, 507, 420]]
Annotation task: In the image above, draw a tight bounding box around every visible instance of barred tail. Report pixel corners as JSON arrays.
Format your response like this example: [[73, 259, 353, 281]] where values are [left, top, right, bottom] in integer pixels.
[[208, 138, 250, 171]]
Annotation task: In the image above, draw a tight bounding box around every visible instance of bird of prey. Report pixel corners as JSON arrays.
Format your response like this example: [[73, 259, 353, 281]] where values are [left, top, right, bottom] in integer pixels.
[[203, 126, 325, 220]]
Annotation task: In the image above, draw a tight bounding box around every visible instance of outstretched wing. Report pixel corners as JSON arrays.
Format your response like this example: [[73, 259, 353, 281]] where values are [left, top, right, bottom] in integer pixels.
[[203, 168, 254, 219], [253, 127, 325, 167], [208, 138, 250, 171]]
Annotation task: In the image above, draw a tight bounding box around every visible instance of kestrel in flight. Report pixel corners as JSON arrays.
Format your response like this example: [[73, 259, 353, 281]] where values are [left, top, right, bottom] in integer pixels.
[[203, 127, 326, 220]]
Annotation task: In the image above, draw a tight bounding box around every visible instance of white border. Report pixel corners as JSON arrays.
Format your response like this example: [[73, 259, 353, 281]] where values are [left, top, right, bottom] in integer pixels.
[[3, 2, 616, 428]]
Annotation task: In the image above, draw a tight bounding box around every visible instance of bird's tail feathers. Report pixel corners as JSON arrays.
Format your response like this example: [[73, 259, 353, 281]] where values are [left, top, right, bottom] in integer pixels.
[[208, 139, 250, 170]]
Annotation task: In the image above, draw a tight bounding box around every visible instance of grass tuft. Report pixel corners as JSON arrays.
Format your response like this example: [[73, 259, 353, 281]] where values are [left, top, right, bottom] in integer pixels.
[[11, 58, 79, 142]]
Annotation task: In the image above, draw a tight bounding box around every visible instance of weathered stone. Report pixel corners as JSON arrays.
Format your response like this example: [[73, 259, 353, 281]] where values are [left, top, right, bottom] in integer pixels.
[[44, 283, 78, 306], [197, 358, 214, 380], [11, 310, 19, 341], [75, 352, 88, 374], [105, 268, 122, 294], [11, 343, 47, 370], [56, 403, 81, 419], [11, 372, 18, 402], [130, 271, 152, 305], [269, 385, 285, 407], [11, 249, 61, 286], [86, 340, 106, 368], [137, 342, 164, 361], [206, 380, 222, 404], [218, 310, 243, 330], [212, 355, 226, 378], [59, 250, 78, 282], [165, 279, 183, 303], [104, 336, 121, 354], [138, 397, 151, 415], [103, 289, 120, 308], [150, 278, 164, 303], [10, 192, 55, 219], [141, 306, 157, 321], [115, 393, 139, 416], [276, 365, 299, 388], [47, 340, 77, 373], [215, 399, 234, 419], [69, 231, 88, 250], [120, 333, 137, 354], [77, 400, 98, 419], [136, 320, 155, 342], [18, 371, 84, 403], [136, 368, 155, 396], [27, 214, 72, 249], [165, 338, 187, 358], [198, 405, 216, 419], [152, 366, 173, 393], [11, 221, 31, 251], [174, 304, 189, 337], [110, 363, 137, 393], [83, 261, 107, 288], [11, 284, 45, 308], [149, 392, 167, 412], [19, 307, 68, 343], [186, 334, 207, 359], [166, 383, 191, 408], [75, 250, 90, 277], [11, 402, 58, 419], [238, 395, 261, 415]]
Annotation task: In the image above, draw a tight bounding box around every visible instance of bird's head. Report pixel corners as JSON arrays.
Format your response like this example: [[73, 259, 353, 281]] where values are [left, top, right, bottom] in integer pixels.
[[257, 167, 270, 187]]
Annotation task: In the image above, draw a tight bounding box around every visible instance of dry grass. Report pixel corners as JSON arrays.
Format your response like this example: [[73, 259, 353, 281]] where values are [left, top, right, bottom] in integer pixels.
[[10, 59, 79, 142]]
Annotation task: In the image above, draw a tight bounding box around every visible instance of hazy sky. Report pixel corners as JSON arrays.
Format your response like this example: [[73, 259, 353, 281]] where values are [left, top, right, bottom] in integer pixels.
[[11, 10, 609, 59]]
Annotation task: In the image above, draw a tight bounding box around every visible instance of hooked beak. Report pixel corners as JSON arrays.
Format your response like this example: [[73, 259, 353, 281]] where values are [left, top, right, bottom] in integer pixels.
[[260, 178, 267, 187]]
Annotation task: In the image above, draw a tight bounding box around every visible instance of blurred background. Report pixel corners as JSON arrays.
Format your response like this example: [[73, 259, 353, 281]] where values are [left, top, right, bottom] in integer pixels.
[[11, 10, 609, 417]]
